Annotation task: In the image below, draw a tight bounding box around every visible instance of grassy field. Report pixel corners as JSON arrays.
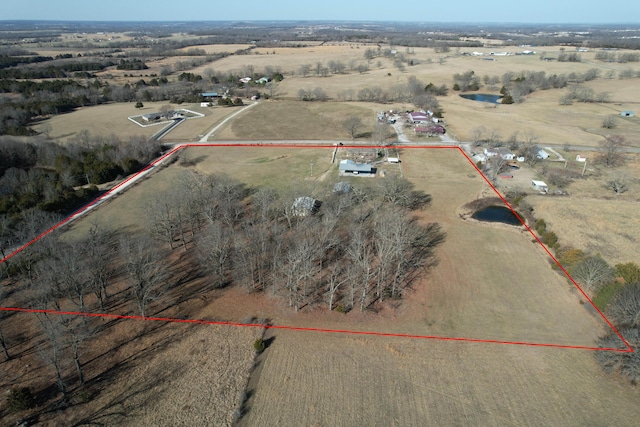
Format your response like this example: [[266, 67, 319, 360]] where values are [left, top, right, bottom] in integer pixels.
[[527, 155, 640, 266], [213, 100, 379, 141], [13, 40, 640, 425], [63, 146, 338, 237], [236, 148, 639, 426], [30, 101, 241, 143], [53, 145, 640, 425], [241, 331, 640, 426]]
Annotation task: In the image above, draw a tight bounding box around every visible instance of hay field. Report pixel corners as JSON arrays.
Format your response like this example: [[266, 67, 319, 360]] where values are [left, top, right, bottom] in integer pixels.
[[75, 324, 259, 427], [5, 318, 261, 426], [31, 102, 175, 142], [242, 331, 640, 426], [190, 146, 334, 189], [212, 100, 378, 140], [529, 197, 639, 266]]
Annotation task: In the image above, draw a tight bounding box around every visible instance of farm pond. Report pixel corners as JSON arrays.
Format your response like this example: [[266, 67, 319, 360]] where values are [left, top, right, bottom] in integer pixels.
[[459, 93, 503, 104], [472, 206, 523, 226]]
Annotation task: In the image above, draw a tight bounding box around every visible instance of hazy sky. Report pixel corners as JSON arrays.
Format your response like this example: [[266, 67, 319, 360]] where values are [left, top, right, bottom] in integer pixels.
[[3, 0, 638, 24]]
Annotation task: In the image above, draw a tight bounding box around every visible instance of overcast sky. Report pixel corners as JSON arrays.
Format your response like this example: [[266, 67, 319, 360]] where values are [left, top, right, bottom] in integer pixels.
[[3, 0, 638, 24]]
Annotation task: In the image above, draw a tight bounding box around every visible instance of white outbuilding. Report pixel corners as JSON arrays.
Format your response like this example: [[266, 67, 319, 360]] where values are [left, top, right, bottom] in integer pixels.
[[531, 180, 549, 193]]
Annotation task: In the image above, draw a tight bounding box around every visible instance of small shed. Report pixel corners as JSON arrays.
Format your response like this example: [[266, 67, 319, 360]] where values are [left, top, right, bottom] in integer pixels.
[[531, 180, 549, 193], [620, 111, 634, 117], [387, 157, 400, 163], [536, 149, 549, 160]]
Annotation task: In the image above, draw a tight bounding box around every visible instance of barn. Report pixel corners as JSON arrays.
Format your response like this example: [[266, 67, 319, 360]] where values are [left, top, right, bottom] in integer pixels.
[[339, 159, 375, 175]]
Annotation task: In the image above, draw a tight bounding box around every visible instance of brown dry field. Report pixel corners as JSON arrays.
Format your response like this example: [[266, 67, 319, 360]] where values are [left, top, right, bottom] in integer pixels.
[[55, 145, 640, 425], [527, 154, 640, 266], [195, 44, 640, 147], [236, 148, 640, 426], [177, 43, 253, 54], [212, 100, 379, 141], [0, 286, 261, 426], [30, 102, 239, 143], [530, 197, 639, 266], [242, 331, 640, 426]]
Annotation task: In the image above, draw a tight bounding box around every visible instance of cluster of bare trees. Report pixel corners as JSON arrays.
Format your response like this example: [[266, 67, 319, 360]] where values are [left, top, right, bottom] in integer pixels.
[[559, 85, 611, 105], [0, 167, 446, 402], [219, 177, 444, 312], [298, 59, 369, 78], [336, 76, 443, 115], [597, 278, 640, 383], [1, 223, 172, 396], [595, 51, 640, 63], [135, 169, 444, 313]]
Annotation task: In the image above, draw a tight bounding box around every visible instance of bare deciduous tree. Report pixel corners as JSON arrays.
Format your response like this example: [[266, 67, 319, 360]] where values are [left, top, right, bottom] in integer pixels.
[[299, 64, 311, 77], [572, 255, 615, 292], [343, 116, 363, 141], [602, 116, 618, 129], [196, 221, 233, 288], [470, 125, 487, 145], [120, 236, 169, 318], [608, 282, 640, 327], [597, 134, 627, 167]]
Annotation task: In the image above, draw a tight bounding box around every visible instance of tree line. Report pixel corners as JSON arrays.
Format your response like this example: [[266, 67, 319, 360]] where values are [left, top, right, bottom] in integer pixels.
[[0, 132, 161, 258]]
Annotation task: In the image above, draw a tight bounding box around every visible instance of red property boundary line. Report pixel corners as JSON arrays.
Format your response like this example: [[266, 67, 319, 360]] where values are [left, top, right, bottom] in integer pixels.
[[0, 143, 633, 353]]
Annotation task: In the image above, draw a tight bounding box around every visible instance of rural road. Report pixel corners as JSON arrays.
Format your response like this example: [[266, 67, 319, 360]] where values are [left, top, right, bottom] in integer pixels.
[[199, 101, 259, 142]]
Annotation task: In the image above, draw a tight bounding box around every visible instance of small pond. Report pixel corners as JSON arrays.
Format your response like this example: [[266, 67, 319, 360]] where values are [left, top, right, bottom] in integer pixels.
[[459, 93, 503, 104], [472, 206, 522, 226]]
